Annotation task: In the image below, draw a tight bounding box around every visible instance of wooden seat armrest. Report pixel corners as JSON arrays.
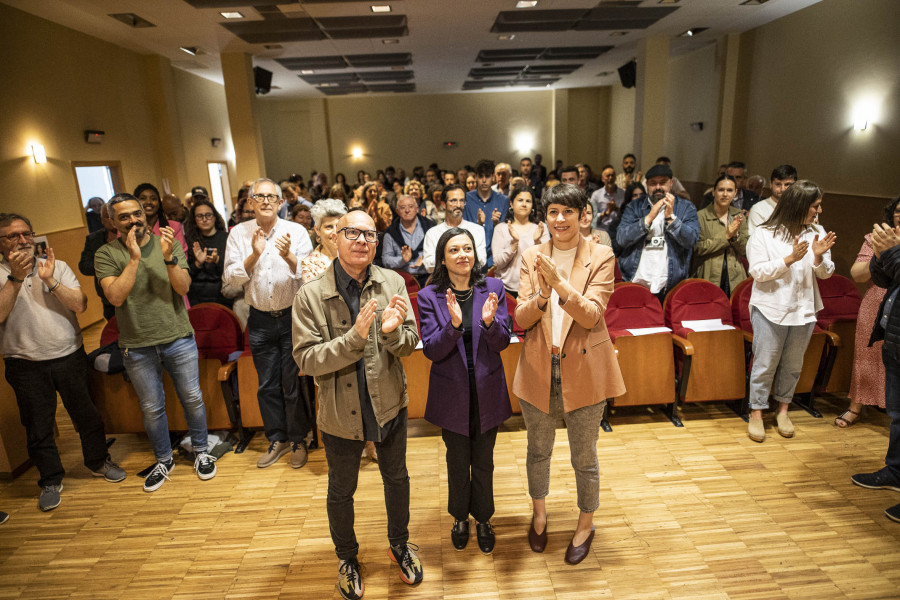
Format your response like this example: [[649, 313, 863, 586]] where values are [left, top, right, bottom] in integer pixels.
[[671, 335, 695, 356], [822, 330, 840, 347], [742, 330, 753, 343], [217, 362, 237, 381]]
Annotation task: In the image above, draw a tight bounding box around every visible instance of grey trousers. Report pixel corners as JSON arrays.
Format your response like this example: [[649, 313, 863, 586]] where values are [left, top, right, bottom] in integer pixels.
[[748, 307, 815, 410], [520, 355, 605, 513]]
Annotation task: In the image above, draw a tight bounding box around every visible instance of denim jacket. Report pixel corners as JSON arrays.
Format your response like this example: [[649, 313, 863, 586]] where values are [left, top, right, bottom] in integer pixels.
[[615, 194, 700, 290]]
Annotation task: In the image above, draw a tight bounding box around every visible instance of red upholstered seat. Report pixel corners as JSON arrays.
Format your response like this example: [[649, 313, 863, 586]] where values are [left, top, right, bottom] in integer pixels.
[[506, 292, 525, 337], [409, 292, 421, 337], [605, 283, 663, 342], [664, 279, 734, 337], [614, 260, 623, 284], [730, 277, 754, 333], [396, 269, 421, 295], [188, 303, 243, 363], [816, 274, 861, 329], [99, 317, 119, 346]]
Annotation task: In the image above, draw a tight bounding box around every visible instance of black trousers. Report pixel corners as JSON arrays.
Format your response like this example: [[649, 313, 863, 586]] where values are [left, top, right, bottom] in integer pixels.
[[441, 378, 498, 523], [4, 347, 108, 488], [322, 409, 410, 560], [248, 307, 310, 443]]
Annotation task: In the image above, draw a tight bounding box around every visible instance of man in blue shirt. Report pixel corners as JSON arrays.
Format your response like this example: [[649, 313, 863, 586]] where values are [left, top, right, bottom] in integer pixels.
[[462, 159, 508, 269]]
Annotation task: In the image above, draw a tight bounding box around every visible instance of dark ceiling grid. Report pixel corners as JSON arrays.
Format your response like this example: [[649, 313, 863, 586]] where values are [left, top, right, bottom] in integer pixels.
[[490, 2, 678, 33], [181, 0, 300, 7], [475, 46, 612, 63]]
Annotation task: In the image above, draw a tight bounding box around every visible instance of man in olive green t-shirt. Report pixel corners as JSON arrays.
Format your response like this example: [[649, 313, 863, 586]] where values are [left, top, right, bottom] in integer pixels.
[[95, 193, 217, 493]]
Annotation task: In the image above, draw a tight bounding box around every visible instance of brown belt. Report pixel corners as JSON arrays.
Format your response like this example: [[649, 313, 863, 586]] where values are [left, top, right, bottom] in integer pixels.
[[550, 345, 560, 355]]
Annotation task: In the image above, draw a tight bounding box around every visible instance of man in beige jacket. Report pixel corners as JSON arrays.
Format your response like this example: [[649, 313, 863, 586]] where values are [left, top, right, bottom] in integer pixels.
[[292, 210, 422, 600]]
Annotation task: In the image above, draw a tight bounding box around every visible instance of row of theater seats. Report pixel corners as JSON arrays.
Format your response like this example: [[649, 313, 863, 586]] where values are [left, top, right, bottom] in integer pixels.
[[88, 274, 861, 441]]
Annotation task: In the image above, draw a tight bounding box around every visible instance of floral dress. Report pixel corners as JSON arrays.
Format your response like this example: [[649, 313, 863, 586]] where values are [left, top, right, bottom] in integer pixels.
[[848, 235, 886, 407]]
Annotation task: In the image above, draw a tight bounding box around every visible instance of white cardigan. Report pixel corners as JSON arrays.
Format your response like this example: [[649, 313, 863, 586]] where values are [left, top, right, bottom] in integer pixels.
[[747, 224, 834, 326]]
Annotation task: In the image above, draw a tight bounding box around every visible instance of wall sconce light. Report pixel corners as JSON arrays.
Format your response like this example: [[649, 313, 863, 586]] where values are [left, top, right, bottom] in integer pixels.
[[31, 144, 47, 164], [853, 118, 868, 131], [351, 146, 364, 160], [513, 132, 535, 154], [211, 137, 222, 147]]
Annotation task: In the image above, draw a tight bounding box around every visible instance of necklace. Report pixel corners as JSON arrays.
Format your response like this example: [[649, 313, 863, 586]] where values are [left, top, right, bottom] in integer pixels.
[[451, 287, 473, 302]]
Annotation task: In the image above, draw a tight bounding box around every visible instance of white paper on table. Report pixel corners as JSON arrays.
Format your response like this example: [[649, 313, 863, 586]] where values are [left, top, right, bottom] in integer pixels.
[[625, 326, 672, 336], [681, 319, 735, 332]]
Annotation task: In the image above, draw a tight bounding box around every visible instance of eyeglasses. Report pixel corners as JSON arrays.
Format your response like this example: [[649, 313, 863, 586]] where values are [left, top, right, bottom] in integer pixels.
[[338, 227, 378, 243], [250, 194, 280, 205], [195, 213, 216, 220], [3, 231, 35, 242]]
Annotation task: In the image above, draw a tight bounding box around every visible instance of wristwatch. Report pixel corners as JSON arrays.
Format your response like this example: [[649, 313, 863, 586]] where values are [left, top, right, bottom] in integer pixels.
[[7, 274, 24, 283], [164, 257, 178, 266]]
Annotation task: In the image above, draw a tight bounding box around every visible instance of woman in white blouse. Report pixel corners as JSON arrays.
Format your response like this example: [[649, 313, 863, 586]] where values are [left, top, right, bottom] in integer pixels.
[[746, 180, 836, 443], [491, 186, 548, 297]]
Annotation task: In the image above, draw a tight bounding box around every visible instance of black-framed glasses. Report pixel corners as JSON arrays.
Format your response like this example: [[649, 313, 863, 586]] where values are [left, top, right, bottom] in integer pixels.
[[338, 227, 378, 243], [250, 194, 280, 205], [195, 212, 216, 220], [3, 231, 35, 241]]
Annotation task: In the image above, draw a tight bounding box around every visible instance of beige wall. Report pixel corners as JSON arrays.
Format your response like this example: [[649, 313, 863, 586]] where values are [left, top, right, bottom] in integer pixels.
[[258, 90, 556, 180], [171, 69, 236, 198], [0, 4, 161, 234], [564, 87, 611, 171], [664, 43, 719, 183], [734, 0, 899, 197], [609, 85, 636, 172]]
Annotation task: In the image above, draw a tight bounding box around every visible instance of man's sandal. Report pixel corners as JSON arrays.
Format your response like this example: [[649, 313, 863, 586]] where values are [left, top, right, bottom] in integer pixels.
[[834, 409, 860, 428]]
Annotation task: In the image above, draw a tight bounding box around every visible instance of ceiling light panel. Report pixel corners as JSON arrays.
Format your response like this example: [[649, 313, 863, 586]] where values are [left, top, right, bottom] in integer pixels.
[[223, 18, 324, 43], [317, 15, 408, 40], [516, 1, 538, 7], [276, 55, 349, 70], [371, 5, 391, 13], [220, 11, 243, 19], [491, 10, 586, 33], [108, 13, 155, 28]]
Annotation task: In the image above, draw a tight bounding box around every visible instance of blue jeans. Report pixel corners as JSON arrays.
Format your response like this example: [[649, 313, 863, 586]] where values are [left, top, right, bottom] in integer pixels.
[[123, 335, 208, 462], [883, 345, 900, 478], [748, 307, 815, 410]]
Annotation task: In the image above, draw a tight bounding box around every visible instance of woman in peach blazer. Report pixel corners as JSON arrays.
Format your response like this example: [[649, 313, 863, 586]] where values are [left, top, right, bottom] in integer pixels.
[[513, 183, 625, 566]]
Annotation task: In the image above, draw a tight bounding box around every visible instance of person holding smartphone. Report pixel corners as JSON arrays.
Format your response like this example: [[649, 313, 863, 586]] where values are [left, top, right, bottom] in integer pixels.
[[183, 198, 231, 308]]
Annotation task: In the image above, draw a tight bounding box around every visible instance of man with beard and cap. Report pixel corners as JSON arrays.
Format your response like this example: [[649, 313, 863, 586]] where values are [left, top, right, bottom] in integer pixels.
[[1, 213, 125, 512], [423, 184, 486, 273], [95, 193, 217, 493], [616, 164, 700, 303], [616, 153, 642, 189]]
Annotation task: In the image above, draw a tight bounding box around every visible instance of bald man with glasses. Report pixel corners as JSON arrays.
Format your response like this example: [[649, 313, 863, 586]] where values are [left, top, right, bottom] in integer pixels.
[[223, 177, 313, 469], [292, 210, 422, 599]]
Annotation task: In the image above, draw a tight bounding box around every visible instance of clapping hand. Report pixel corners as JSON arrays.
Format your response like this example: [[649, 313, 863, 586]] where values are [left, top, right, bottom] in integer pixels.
[[7, 249, 32, 281], [275, 233, 292, 261], [532, 222, 545, 244], [787, 235, 809, 265], [535, 252, 561, 289], [477, 208, 486, 225], [401, 245, 412, 263], [446, 288, 463, 328], [125, 226, 142, 261], [381, 294, 408, 333], [508, 224, 520, 243], [355, 298, 377, 338], [811, 231, 837, 260], [251, 228, 267, 257], [159, 226, 175, 262], [662, 193, 675, 219], [491, 208, 502, 225], [192, 241, 208, 267], [726, 214, 743, 239], [482, 292, 499, 326], [871, 223, 900, 258], [37, 247, 55, 284]]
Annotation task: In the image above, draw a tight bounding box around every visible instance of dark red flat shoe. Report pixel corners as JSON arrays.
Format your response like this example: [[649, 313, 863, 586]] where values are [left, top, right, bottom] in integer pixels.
[[528, 516, 547, 553], [564, 527, 594, 565]]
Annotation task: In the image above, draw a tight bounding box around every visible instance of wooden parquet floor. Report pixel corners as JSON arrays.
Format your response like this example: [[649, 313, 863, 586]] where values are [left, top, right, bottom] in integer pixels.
[[1, 326, 899, 599]]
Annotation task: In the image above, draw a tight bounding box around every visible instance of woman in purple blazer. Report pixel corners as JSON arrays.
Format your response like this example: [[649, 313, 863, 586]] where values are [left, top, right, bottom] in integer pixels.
[[418, 227, 512, 555]]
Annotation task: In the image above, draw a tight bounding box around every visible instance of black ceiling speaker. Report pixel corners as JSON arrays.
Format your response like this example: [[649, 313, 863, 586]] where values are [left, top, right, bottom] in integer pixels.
[[254, 66, 273, 95], [618, 60, 636, 89]]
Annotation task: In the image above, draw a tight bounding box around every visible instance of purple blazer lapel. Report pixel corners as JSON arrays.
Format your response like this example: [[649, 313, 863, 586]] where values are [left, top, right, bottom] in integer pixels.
[[472, 283, 487, 366], [433, 286, 468, 367]]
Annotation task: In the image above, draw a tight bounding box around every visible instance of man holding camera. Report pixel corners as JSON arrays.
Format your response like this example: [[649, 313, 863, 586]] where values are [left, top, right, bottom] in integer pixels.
[[616, 164, 700, 302]]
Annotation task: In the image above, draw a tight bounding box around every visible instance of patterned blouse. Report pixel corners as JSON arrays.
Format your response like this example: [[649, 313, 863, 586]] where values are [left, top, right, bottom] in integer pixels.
[[300, 247, 333, 284]]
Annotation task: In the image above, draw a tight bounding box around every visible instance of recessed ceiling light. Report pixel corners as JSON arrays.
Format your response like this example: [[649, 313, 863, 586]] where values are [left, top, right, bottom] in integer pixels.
[[301, 70, 315, 74], [678, 27, 708, 37], [179, 46, 200, 56], [382, 39, 399, 44], [516, 1, 538, 7], [498, 34, 516, 40], [220, 11, 243, 19], [740, 0, 770, 4], [371, 5, 391, 13]]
